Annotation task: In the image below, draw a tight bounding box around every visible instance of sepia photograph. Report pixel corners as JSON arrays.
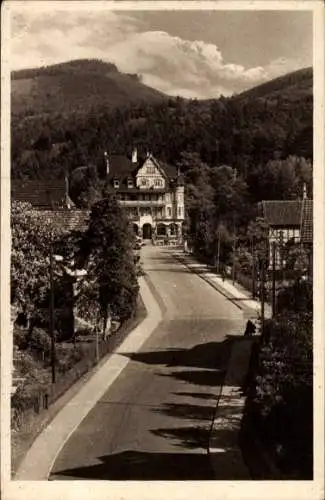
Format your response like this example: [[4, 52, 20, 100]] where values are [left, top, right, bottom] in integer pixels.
[[1, 1, 324, 499]]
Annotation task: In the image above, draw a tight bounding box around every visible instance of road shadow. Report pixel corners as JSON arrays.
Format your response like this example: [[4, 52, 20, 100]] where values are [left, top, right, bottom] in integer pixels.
[[151, 425, 211, 449], [158, 369, 225, 387], [121, 339, 234, 371], [173, 391, 219, 401], [152, 402, 217, 421], [50, 450, 214, 480]]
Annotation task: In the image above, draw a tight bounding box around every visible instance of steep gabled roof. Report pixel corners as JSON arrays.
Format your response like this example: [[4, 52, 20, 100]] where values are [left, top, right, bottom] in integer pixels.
[[105, 153, 179, 186], [105, 155, 137, 181], [300, 199, 313, 244], [260, 200, 302, 227], [158, 160, 178, 179], [11, 179, 74, 209]]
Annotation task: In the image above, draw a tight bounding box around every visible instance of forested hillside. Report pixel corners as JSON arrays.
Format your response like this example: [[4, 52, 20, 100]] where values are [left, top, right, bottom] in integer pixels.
[[11, 61, 313, 202], [11, 59, 166, 119]]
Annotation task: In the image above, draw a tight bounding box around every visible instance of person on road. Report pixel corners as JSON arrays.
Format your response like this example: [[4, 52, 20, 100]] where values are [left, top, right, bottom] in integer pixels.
[[244, 319, 256, 337]]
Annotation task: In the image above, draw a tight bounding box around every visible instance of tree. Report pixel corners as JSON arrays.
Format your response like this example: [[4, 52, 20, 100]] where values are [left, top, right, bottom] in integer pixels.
[[210, 164, 250, 227], [11, 201, 63, 316], [69, 165, 102, 208], [177, 152, 215, 257], [247, 155, 309, 202], [247, 216, 270, 268], [77, 195, 139, 336], [11, 201, 80, 343]]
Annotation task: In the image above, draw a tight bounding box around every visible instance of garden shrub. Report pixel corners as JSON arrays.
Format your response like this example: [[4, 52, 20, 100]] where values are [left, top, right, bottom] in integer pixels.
[[251, 311, 312, 477]]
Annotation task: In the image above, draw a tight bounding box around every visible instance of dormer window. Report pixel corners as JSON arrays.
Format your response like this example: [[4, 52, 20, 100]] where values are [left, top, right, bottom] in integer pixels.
[[127, 178, 134, 188], [114, 179, 120, 188]]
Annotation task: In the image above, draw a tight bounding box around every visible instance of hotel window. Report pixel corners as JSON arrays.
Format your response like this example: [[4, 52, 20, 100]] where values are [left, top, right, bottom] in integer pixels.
[[178, 207, 182, 217], [140, 178, 148, 186], [127, 179, 134, 188], [147, 166, 155, 174], [114, 179, 119, 188], [154, 178, 163, 187], [167, 207, 172, 217]]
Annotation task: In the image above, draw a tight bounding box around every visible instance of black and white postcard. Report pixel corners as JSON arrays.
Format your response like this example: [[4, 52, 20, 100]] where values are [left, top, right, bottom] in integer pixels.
[[1, 1, 324, 499]]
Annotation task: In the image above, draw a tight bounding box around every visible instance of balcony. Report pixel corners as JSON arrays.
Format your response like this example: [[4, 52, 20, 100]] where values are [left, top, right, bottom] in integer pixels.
[[120, 200, 165, 206]]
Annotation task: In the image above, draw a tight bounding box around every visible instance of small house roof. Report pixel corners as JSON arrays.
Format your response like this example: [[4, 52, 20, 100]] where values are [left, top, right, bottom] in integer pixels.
[[259, 200, 302, 227], [11, 179, 74, 209], [38, 209, 90, 234]]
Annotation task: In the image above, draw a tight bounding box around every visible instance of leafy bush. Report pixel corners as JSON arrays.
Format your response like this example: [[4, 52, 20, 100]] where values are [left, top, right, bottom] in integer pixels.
[[251, 312, 312, 477], [277, 280, 312, 314], [28, 327, 51, 355], [55, 344, 87, 374]]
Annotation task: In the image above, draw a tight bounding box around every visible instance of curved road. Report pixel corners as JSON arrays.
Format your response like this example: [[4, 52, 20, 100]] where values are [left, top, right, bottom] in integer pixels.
[[50, 246, 245, 480]]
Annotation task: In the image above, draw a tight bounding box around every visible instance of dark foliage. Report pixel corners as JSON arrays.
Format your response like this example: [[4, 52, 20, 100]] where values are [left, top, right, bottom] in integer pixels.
[[11, 63, 312, 189], [78, 195, 139, 325]]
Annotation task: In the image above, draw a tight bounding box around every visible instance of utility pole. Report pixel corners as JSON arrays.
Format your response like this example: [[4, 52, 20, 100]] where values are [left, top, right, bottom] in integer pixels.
[[216, 231, 221, 273], [251, 237, 256, 298], [271, 241, 276, 317], [231, 171, 237, 284], [260, 236, 269, 341], [49, 233, 56, 384], [260, 256, 265, 341], [232, 228, 236, 285], [96, 326, 99, 363]]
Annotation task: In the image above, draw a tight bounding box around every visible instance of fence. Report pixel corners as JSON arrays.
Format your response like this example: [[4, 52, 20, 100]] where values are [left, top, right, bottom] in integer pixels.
[[11, 298, 146, 433]]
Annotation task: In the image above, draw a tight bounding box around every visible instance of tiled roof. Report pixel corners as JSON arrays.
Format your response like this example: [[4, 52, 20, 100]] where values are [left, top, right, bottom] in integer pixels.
[[106, 155, 138, 181], [260, 200, 302, 226], [158, 160, 178, 179], [11, 179, 73, 209], [300, 199, 313, 244], [35, 209, 90, 233]]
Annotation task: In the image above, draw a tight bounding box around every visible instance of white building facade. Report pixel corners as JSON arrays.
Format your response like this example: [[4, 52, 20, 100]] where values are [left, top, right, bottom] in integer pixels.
[[105, 150, 185, 244]]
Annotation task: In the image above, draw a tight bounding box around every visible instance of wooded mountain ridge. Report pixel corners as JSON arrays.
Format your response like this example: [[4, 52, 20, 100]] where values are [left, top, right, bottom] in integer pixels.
[[11, 59, 313, 195]]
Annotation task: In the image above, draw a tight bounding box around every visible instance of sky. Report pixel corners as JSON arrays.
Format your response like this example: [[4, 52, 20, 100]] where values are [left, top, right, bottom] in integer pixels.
[[10, 4, 313, 99]]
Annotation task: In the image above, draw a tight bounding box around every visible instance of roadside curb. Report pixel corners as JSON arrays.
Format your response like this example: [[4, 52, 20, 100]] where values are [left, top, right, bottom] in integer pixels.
[[173, 252, 258, 317], [172, 251, 257, 479], [208, 339, 253, 479], [15, 276, 163, 481]]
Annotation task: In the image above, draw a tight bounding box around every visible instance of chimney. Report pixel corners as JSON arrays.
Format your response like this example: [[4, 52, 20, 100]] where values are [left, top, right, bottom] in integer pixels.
[[303, 183, 307, 200], [104, 151, 109, 175], [132, 148, 138, 164], [65, 174, 71, 210]]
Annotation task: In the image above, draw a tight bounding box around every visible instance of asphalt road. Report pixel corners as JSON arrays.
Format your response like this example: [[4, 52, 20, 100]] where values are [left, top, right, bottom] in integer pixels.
[[50, 246, 245, 480]]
